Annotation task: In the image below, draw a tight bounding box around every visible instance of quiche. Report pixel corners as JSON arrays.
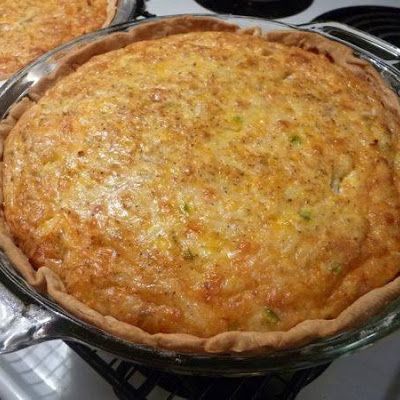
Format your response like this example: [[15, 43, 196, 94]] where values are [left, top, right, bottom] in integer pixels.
[[1, 16, 400, 353], [0, 0, 115, 80]]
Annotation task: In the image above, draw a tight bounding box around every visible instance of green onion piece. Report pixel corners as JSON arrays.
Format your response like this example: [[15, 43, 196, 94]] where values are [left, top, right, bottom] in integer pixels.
[[230, 115, 243, 132], [180, 202, 191, 215], [264, 308, 280, 324], [232, 115, 243, 124], [329, 262, 342, 274], [299, 208, 312, 221], [290, 135, 302, 145]]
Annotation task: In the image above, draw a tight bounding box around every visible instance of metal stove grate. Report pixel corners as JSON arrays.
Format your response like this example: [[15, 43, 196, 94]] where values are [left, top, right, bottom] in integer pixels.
[[312, 6, 400, 47], [192, 0, 313, 19], [68, 342, 330, 400]]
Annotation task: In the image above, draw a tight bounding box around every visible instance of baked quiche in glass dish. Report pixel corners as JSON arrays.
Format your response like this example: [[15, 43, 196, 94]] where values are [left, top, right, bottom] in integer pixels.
[[0, 0, 126, 80], [1, 15, 400, 354]]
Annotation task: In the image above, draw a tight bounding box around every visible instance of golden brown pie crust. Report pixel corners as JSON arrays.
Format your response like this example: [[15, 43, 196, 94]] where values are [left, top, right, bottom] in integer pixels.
[[1, 16, 400, 353]]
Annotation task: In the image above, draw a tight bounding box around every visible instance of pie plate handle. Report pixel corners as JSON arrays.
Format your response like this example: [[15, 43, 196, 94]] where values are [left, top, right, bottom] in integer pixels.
[[0, 279, 60, 354], [300, 22, 400, 70]]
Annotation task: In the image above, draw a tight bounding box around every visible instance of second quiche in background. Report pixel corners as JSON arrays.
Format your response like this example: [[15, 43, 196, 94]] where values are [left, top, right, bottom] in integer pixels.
[[0, 0, 115, 79]]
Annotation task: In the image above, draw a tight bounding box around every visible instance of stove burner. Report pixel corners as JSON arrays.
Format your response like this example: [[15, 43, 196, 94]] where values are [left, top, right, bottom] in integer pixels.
[[193, 0, 313, 19], [313, 6, 400, 48]]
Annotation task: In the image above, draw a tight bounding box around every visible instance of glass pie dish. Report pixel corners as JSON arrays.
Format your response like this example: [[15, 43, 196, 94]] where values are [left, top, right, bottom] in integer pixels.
[[1, 14, 400, 376]]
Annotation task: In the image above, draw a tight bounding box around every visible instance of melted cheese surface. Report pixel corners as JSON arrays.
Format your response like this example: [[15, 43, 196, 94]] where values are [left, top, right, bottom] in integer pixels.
[[0, 0, 109, 77], [4, 31, 400, 336]]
